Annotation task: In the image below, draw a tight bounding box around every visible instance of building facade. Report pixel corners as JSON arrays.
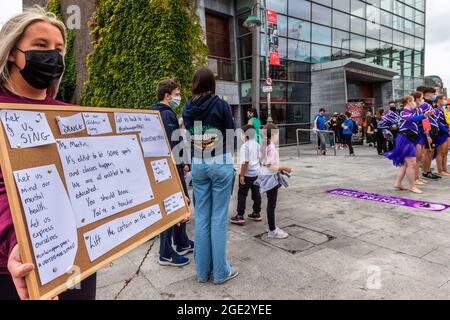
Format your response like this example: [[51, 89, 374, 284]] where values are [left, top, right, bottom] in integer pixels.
[[199, 0, 426, 145]]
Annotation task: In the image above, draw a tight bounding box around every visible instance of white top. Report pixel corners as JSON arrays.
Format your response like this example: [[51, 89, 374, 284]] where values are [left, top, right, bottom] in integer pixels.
[[240, 139, 260, 177]]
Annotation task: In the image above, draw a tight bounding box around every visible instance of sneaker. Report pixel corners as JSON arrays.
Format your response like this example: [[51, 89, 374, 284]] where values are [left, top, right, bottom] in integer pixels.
[[158, 255, 190, 267], [230, 215, 246, 226], [422, 172, 440, 180], [175, 240, 194, 256], [267, 227, 289, 239], [214, 268, 240, 285], [248, 213, 262, 222]]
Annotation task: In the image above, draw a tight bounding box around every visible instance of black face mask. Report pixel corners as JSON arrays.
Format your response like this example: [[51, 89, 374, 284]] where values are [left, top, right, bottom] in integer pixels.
[[390, 107, 397, 112], [15, 49, 65, 90]]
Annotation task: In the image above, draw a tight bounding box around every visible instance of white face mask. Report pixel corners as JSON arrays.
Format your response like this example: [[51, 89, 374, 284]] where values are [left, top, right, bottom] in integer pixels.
[[170, 95, 182, 108]]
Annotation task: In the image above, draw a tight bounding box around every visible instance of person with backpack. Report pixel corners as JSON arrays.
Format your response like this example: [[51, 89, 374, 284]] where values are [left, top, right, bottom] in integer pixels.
[[342, 112, 355, 157]]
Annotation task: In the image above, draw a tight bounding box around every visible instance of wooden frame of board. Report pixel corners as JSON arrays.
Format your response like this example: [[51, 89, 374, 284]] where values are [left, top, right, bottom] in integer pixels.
[[0, 103, 191, 300]]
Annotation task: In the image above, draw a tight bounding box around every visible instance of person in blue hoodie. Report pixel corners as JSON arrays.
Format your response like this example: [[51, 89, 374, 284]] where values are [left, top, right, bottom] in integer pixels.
[[182, 68, 239, 285], [150, 78, 194, 267]]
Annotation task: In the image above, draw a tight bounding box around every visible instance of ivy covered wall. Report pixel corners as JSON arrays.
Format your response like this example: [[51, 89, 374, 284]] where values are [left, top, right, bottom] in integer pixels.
[[81, 0, 208, 112]]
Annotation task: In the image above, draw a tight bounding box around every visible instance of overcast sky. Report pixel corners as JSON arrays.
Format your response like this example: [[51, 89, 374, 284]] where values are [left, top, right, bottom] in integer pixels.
[[426, 0, 450, 87], [1, 0, 449, 88]]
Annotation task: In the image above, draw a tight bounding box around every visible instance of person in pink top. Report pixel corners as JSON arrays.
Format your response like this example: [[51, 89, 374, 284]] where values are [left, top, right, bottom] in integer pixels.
[[260, 124, 293, 239], [0, 6, 96, 300]]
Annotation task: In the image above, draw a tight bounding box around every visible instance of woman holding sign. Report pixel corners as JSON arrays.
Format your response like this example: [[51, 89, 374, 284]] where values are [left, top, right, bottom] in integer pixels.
[[0, 7, 96, 300], [385, 96, 433, 194]]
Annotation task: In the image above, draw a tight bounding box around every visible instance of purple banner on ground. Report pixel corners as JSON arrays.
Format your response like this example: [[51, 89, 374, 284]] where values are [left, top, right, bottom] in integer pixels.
[[327, 188, 450, 212]]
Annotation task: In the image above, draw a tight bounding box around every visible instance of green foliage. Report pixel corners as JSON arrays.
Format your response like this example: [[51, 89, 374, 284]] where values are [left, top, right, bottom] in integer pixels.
[[81, 0, 208, 112], [46, 0, 76, 103]]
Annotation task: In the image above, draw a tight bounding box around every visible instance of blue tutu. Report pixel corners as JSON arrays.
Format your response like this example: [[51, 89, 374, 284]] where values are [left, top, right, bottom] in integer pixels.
[[437, 134, 448, 148], [416, 133, 427, 146], [385, 134, 416, 167]]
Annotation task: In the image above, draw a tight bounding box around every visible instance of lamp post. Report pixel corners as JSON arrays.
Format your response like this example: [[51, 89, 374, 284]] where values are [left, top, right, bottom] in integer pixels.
[[243, 0, 273, 124]]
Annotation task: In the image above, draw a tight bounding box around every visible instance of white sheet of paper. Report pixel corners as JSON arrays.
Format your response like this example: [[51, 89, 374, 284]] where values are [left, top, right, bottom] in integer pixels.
[[56, 135, 154, 227], [164, 192, 186, 215], [114, 113, 171, 157], [151, 159, 172, 183], [83, 204, 163, 261], [56, 113, 86, 135], [14, 165, 78, 286], [0, 110, 55, 149], [82, 112, 113, 136]]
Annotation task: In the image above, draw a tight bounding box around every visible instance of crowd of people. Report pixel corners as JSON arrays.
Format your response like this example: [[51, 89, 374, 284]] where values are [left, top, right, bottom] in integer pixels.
[[313, 88, 450, 194]]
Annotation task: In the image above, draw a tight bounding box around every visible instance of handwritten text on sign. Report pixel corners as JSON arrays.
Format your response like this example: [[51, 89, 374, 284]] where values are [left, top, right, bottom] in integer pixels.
[[56, 113, 86, 135], [164, 192, 186, 215], [14, 165, 78, 285], [151, 159, 172, 183], [115, 113, 170, 157], [83, 205, 163, 261], [82, 112, 112, 136], [56, 135, 154, 228], [0, 110, 55, 149]]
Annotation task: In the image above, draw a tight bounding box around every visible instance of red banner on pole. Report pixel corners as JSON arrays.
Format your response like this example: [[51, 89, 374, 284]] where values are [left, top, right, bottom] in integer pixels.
[[269, 52, 280, 66], [267, 10, 278, 24]]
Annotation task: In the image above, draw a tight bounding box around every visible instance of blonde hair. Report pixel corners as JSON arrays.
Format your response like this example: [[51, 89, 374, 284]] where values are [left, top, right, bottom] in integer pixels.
[[0, 5, 67, 98]]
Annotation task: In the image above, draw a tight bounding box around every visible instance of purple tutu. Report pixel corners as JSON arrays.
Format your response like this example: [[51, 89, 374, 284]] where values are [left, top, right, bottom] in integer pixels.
[[385, 134, 416, 167], [416, 133, 427, 146]]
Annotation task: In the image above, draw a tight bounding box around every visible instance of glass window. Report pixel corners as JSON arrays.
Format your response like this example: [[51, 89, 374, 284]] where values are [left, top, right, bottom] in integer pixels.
[[414, 38, 424, 51], [405, 5, 414, 21], [266, 0, 287, 14], [287, 83, 311, 102], [414, 51, 423, 65], [366, 38, 380, 55], [393, 15, 404, 32], [350, 34, 366, 52], [287, 61, 311, 82], [288, 17, 310, 42], [366, 4, 381, 24], [311, 44, 331, 63], [404, 34, 415, 49], [414, 64, 423, 77], [240, 82, 252, 104], [380, 11, 392, 27], [393, 30, 404, 47], [311, 24, 331, 46], [289, 0, 311, 20], [333, 0, 350, 12], [260, 81, 286, 102], [277, 14, 288, 37], [403, 62, 412, 77], [415, 24, 425, 38], [332, 47, 350, 60], [311, 3, 332, 25], [313, 0, 332, 7], [366, 22, 380, 39], [415, 10, 425, 25], [381, 0, 393, 11], [393, 1, 404, 16], [351, 0, 366, 18], [239, 58, 252, 81], [415, 0, 425, 12], [351, 16, 365, 35], [380, 26, 392, 43], [239, 34, 252, 58], [404, 19, 414, 35], [332, 29, 350, 49], [333, 10, 350, 31], [288, 40, 311, 62]]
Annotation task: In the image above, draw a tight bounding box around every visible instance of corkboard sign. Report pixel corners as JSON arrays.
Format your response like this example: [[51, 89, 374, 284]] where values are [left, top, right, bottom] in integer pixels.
[[0, 104, 190, 300]]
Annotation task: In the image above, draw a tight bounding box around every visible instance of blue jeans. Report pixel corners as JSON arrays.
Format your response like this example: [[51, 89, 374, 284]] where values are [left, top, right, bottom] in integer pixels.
[[191, 154, 234, 283]]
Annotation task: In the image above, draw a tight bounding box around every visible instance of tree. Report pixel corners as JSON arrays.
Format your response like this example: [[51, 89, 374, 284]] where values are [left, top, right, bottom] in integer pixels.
[[46, 0, 76, 103], [82, 0, 207, 112]]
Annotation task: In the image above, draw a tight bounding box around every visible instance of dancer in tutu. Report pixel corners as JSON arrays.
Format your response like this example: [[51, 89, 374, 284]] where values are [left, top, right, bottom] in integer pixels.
[[411, 91, 428, 186], [385, 95, 433, 194], [434, 95, 450, 176]]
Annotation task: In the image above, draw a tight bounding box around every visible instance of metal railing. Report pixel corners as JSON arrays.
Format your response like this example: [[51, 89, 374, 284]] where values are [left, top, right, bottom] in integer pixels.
[[296, 128, 337, 158]]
